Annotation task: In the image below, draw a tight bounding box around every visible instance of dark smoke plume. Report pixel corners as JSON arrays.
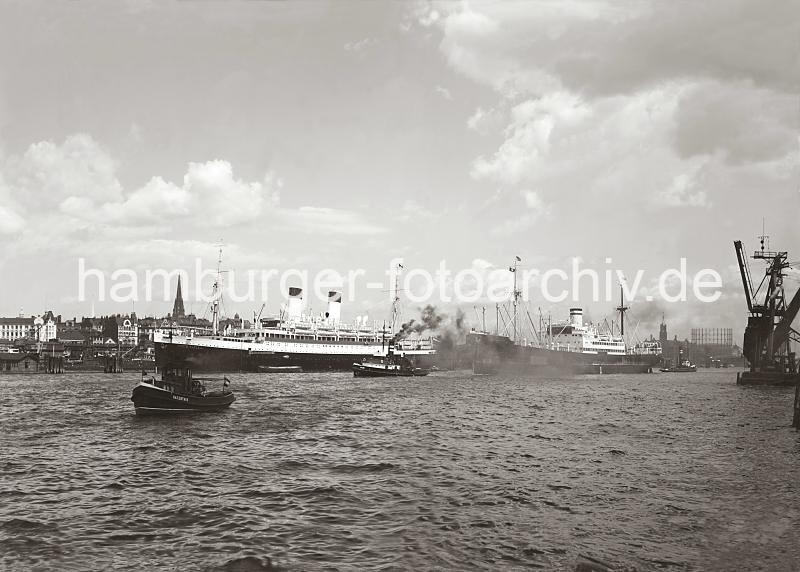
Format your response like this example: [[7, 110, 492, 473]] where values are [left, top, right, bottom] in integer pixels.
[[395, 305, 468, 348]]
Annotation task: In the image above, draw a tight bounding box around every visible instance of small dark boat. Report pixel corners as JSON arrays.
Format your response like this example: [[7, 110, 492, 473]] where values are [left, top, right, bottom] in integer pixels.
[[131, 368, 235, 415], [660, 360, 697, 373], [353, 349, 430, 377], [659, 347, 697, 372]]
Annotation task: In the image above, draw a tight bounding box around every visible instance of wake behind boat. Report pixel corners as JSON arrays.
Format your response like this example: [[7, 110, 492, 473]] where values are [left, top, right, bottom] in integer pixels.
[[131, 368, 235, 415]]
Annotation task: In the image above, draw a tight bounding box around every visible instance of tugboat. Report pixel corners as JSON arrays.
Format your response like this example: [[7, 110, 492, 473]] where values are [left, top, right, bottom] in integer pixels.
[[353, 348, 430, 377], [659, 360, 697, 373], [131, 368, 235, 415], [352, 305, 432, 377], [660, 348, 697, 373]]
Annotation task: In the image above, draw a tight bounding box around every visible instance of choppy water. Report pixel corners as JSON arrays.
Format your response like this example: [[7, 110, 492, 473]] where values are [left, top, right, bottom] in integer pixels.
[[1, 370, 799, 571]]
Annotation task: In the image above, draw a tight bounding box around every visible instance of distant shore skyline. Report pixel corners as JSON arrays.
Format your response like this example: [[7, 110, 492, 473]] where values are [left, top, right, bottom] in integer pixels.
[[0, 1, 797, 341]]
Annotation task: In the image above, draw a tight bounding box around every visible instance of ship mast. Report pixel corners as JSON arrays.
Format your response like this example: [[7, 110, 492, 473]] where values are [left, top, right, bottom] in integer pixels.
[[211, 244, 223, 336], [616, 283, 629, 338], [509, 256, 522, 342], [390, 263, 403, 333]]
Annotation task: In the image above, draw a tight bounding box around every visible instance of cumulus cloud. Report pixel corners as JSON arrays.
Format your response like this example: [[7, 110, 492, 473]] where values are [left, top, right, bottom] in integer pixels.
[[6, 133, 123, 212], [114, 176, 192, 221], [419, 1, 799, 97], [467, 106, 504, 134], [673, 80, 798, 165], [1, 135, 281, 228], [471, 83, 721, 213], [0, 133, 386, 250], [418, 0, 798, 218], [471, 92, 591, 184], [106, 160, 280, 226]]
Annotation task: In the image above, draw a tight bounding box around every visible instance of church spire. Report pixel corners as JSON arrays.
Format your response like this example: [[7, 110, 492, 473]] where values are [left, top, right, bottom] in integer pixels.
[[172, 276, 185, 318]]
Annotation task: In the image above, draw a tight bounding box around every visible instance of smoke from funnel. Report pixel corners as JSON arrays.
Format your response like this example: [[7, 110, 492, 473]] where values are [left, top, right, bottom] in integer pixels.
[[396, 305, 469, 349]]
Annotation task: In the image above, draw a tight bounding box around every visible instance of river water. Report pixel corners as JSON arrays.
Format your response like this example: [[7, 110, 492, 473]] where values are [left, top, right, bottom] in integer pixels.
[[1, 370, 799, 571]]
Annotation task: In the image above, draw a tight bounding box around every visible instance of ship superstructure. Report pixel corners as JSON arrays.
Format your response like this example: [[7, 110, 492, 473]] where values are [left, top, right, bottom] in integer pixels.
[[546, 308, 626, 355]]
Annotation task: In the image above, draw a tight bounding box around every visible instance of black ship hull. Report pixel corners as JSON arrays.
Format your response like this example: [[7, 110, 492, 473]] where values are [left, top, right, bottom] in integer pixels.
[[470, 334, 655, 375], [131, 383, 235, 415], [155, 341, 380, 373]]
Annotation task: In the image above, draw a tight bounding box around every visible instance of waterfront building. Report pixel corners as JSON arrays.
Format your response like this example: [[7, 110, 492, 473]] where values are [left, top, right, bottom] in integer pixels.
[[59, 330, 87, 353], [0, 317, 34, 341], [0, 351, 36, 372], [33, 314, 58, 342], [116, 314, 140, 347]]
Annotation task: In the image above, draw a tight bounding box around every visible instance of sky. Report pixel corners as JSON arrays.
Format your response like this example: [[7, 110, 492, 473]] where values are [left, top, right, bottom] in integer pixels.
[[0, 0, 798, 341]]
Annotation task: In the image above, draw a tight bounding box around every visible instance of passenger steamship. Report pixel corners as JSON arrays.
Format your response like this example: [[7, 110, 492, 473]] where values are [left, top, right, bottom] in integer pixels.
[[155, 288, 435, 372]]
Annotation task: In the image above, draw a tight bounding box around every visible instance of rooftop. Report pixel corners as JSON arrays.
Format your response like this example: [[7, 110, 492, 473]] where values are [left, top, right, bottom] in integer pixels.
[[0, 317, 34, 325], [0, 351, 32, 361]]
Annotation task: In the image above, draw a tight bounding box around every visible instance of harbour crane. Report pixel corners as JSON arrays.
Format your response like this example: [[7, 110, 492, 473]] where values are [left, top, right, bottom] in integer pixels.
[[733, 235, 800, 386], [253, 303, 265, 327]]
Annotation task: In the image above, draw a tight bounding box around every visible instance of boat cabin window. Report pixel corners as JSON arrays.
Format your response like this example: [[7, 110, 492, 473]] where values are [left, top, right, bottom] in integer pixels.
[[164, 368, 190, 380]]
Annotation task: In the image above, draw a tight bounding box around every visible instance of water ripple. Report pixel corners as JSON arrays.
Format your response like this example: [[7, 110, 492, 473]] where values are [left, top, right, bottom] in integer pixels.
[[1, 371, 799, 570]]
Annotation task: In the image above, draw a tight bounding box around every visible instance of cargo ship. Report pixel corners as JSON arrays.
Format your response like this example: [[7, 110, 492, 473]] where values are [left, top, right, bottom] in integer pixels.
[[467, 259, 656, 374], [469, 307, 656, 375]]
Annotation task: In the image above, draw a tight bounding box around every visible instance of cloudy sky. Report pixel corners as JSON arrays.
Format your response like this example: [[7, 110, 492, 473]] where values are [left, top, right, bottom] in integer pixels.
[[0, 1, 797, 339]]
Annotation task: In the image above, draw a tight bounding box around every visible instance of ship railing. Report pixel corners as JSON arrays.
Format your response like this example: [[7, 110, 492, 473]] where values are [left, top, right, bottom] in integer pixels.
[[753, 250, 780, 259]]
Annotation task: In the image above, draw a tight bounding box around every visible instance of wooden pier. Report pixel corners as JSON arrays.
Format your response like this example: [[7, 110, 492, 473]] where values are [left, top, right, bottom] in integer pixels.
[[103, 355, 124, 373], [43, 355, 64, 373]]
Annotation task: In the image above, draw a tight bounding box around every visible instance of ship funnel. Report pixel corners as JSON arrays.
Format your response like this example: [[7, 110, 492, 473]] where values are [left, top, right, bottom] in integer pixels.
[[569, 308, 583, 328], [287, 287, 304, 321], [326, 291, 342, 324]]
